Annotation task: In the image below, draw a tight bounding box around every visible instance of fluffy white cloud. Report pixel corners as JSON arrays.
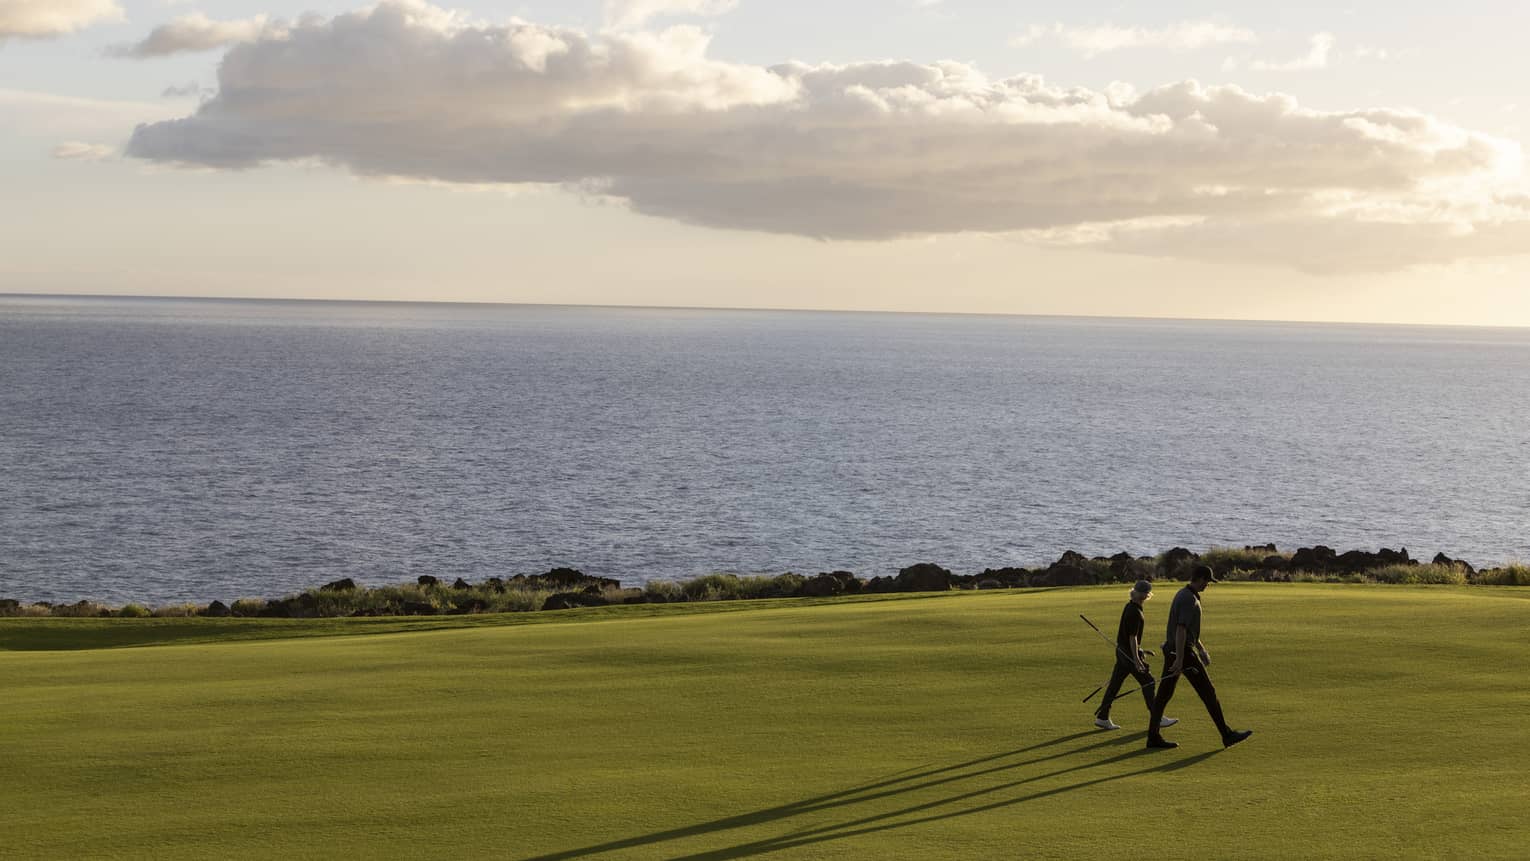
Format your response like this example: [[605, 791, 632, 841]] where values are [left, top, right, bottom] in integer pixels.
[[125, 2, 1530, 271], [109, 13, 274, 58], [51, 140, 115, 160], [0, 0, 121, 40], [1013, 20, 1256, 58], [603, 0, 737, 30], [1250, 32, 1334, 71]]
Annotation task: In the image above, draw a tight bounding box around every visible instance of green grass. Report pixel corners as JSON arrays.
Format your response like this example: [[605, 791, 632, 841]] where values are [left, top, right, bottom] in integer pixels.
[[3, 585, 1528, 859]]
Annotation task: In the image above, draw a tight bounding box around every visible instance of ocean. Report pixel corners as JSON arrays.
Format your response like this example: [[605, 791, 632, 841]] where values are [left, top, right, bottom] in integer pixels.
[[2, 294, 1526, 604]]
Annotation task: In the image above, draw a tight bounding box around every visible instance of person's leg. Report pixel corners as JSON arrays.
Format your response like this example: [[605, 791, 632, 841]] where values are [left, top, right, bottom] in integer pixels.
[[1182, 652, 1232, 737], [1147, 653, 1180, 740], [1131, 664, 1157, 712], [1096, 660, 1132, 720]]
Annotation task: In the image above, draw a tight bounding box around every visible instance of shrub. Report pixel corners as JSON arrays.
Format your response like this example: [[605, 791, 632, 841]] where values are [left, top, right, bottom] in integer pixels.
[[682, 574, 744, 601], [229, 598, 268, 617], [1367, 563, 1466, 585], [644, 580, 685, 603], [151, 603, 200, 618], [50, 600, 109, 617], [1475, 564, 1530, 586], [117, 604, 152, 618], [1201, 546, 1292, 575]]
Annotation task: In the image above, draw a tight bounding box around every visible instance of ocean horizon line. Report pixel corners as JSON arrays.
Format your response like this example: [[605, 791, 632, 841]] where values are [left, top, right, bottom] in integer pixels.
[[3, 291, 1527, 334]]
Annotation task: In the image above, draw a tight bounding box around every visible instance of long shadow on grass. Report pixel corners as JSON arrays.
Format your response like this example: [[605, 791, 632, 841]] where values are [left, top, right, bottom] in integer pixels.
[[525, 729, 1212, 860]]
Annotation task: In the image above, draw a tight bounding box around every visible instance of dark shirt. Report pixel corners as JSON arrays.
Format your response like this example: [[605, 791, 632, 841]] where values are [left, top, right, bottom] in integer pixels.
[[1115, 600, 1145, 659], [1164, 585, 1202, 651]]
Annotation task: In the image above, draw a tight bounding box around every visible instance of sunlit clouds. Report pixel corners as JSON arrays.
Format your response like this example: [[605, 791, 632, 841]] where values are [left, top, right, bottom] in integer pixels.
[[123, 1, 1530, 273], [0, 0, 121, 40]]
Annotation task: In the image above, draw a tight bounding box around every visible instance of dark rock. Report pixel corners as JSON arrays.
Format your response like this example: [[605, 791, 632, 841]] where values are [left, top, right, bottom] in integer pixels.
[[581, 584, 604, 596], [402, 602, 438, 616], [1034, 564, 1093, 587], [1433, 553, 1476, 575], [1290, 546, 1338, 571], [802, 571, 860, 598], [1159, 547, 1199, 577], [978, 567, 1033, 587], [1245, 543, 1278, 552], [202, 600, 231, 618], [453, 597, 490, 614], [539, 568, 622, 591], [1261, 555, 1288, 571], [452, 578, 473, 590], [829, 571, 862, 594], [1108, 552, 1142, 580], [417, 575, 440, 587], [485, 578, 506, 592], [542, 592, 611, 611], [862, 576, 897, 594], [1055, 550, 1090, 569], [1246, 568, 1292, 583], [320, 578, 358, 592], [1330, 548, 1414, 574], [896, 563, 953, 593]]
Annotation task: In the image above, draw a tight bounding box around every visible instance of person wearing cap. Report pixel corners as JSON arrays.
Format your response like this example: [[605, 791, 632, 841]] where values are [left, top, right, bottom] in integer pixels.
[[1146, 564, 1253, 750], [1094, 579, 1179, 731]]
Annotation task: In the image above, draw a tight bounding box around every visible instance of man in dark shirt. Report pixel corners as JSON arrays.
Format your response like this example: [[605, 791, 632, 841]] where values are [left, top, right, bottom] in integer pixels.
[[1094, 580, 1179, 731], [1146, 565, 1254, 750]]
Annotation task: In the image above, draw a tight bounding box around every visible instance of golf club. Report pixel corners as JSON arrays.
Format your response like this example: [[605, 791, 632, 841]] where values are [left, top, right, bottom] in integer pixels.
[[1079, 614, 1150, 703]]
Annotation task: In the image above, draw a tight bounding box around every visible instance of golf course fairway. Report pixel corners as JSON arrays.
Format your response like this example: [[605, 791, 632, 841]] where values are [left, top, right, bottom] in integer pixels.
[[4, 584, 1528, 859]]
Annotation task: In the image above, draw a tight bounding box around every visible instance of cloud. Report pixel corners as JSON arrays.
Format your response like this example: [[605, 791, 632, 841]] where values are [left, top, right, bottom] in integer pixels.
[[0, 0, 121, 40], [1250, 32, 1334, 71], [51, 140, 115, 160], [109, 13, 274, 58], [1013, 20, 1256, 58], [162, 81, 209, 98], [603, 0, 737, 30], [125, 2, 1530, 272]]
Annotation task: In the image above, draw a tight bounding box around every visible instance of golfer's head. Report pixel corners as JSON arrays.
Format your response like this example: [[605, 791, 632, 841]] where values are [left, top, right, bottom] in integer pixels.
[[1131, 579, 1154, 602], [1189, 564, 1219, 590]]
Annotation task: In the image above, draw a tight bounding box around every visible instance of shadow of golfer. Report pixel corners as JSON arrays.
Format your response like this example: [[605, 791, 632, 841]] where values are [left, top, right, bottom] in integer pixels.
[[672, 747, 1218, 859], [523, 729, 1205, 861]]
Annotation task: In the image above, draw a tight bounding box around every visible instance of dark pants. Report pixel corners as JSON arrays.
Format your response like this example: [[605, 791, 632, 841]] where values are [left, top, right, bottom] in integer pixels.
[[1096, 658, 1155, 720], [1149, 649, 1231, 739]]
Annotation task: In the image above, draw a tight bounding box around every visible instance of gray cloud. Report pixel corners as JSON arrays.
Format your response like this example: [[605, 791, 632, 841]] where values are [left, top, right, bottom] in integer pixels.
[[109, 13, 272, 58], [1, 0, 121, 40], [125, 1, 1530, 271]]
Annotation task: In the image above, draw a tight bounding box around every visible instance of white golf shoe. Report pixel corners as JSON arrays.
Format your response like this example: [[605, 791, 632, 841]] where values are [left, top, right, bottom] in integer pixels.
[[1159, 717, 1180, 728], [1094, 717, 1121, 730]]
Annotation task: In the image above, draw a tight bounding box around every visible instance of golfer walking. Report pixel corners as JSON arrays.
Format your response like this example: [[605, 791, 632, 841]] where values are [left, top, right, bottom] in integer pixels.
[[1146, 565, 1253, 750], [1094, 580, 1178, 732]]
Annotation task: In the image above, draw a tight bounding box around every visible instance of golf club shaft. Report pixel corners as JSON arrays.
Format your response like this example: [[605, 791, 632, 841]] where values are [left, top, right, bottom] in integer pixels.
[[1107, 666, 1189, 702], [1079, 614, 1142, 668], [1080, 613, 1150, 705]]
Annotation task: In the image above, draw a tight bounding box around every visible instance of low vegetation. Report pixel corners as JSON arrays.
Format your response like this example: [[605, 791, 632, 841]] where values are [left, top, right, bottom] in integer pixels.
[[1, 546, 1523, 619]]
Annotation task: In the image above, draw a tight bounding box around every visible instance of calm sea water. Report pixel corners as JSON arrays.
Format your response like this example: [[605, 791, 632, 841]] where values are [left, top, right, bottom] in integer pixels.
[[2, 295, 1527, 604]]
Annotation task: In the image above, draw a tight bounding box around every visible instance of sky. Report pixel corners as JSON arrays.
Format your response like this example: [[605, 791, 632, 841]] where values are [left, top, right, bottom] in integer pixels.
[[3, 0, 1529, 325]]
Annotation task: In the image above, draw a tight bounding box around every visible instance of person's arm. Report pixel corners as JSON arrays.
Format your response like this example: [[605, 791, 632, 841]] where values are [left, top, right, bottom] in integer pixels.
[[1196, 639, 1210, 665], [1127, 633, 1146, 673], [1171, 625, 1187, 675]]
